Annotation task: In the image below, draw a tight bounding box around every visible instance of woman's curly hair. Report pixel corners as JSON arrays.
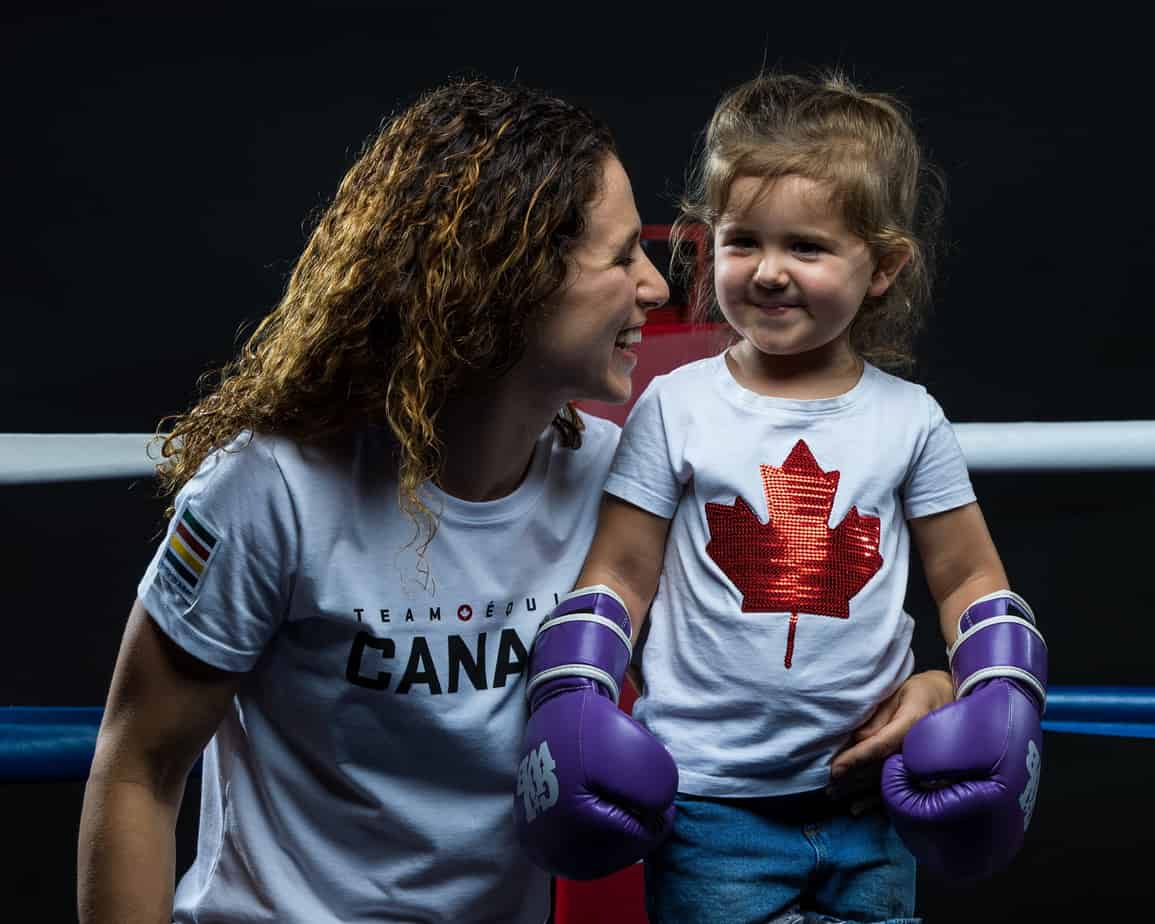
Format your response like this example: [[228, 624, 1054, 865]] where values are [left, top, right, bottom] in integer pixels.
[[156, 79, 617, 548], [673, 71, 946, 374]]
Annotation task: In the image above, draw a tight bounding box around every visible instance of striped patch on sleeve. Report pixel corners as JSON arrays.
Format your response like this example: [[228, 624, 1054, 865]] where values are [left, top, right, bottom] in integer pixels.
[[160, 506, 221, 594]]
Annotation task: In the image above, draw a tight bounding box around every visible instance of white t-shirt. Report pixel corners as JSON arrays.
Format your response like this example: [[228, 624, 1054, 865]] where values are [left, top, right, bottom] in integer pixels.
[[138, 415, 620, 924], [604, 354, 975, 798]]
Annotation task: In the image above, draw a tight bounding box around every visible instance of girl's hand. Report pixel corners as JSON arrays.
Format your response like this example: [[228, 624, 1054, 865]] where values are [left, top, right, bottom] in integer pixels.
[[826, 669, 954, 813]]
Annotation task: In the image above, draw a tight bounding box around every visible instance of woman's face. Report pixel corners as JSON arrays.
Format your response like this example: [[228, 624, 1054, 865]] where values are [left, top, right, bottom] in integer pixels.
[[528, 156, 669, 404]]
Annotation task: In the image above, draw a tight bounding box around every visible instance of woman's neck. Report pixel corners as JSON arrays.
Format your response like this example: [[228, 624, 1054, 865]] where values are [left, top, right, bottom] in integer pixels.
[[434, 373, 563, 502]]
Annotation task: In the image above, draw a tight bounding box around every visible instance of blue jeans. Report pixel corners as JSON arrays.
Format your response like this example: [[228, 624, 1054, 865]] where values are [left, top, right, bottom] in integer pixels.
[[645, 790, 920, 924]]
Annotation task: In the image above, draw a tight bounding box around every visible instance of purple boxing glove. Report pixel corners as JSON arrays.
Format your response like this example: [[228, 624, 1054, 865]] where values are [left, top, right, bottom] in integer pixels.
[[882, 590, 1047, 882], [514, 585, 678, 880]]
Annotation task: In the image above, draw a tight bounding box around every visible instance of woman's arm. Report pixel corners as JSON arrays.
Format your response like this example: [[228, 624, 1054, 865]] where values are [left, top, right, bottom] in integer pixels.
[[574, 494, 672, 644], [78, 599, 243, 924]]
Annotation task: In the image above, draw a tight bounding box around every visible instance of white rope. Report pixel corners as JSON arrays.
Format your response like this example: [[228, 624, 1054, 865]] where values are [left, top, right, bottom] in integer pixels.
[[953, 421, 1155, 472], [2, 421, 1155, 483], [0, 433, 160, 484]]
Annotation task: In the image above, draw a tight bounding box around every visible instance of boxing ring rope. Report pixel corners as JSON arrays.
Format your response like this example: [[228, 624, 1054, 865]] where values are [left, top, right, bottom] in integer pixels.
[[5, 420, 1155, 483], [4, 687, 1153, 784], [3, 422, 1155, 783]]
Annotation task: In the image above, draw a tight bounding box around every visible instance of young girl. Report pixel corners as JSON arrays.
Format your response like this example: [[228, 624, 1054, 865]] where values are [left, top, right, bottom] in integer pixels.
[[514, 73, 1048, 922]]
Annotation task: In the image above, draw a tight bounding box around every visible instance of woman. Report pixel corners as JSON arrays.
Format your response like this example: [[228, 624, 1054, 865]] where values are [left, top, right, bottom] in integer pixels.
[[77, 78, 952, 924]]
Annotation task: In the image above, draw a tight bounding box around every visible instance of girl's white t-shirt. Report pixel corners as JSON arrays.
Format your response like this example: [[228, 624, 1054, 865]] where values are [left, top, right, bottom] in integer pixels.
[[605, 355, 975, 797]]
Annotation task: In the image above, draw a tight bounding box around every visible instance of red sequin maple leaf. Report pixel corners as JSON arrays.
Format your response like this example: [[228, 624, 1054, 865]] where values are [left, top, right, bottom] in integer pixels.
[[704, 439, 883, 668]]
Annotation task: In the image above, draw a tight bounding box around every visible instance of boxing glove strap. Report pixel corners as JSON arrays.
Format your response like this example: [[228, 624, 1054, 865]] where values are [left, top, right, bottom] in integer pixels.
[[548, 585, 633, 636], [526, 585, 633, 703], [528, 663, 621, 704], [957, 589, 1036, 632], [948, 591, 1048, 711]]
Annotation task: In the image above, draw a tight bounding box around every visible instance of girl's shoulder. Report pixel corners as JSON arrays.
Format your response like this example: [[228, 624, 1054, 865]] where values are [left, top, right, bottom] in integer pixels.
[[569, 412, 623, 467], [863, 364, 935, 406], [577, 411, 623, 445], [638, 353, 724, 401], [665, 352, 724, 382], [862, 365, 958, 431], [863, 363, 926, 394]]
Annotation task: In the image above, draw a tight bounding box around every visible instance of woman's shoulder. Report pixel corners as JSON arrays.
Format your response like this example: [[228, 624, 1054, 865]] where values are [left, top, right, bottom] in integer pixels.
[[190, 429, 375, 495], [208, 429, 328, 471]]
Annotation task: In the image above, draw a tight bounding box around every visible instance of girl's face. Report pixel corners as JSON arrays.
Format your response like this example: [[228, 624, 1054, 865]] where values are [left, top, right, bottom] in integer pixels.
[[714, 174, 899, 374], [529, 156, 669, 404]]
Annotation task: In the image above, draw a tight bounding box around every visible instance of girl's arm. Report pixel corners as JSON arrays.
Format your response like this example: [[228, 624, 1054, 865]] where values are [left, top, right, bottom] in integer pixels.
[[883, 503, 1047, 881], [78, 599, 242, 924], [574, 494, 672, 644], [910, 501, 1009, 647], [516, 494, 678, 877], [828, 502, 1007, 791]]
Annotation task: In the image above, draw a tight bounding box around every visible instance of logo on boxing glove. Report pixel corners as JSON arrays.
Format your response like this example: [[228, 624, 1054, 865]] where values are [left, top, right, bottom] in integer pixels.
[[516, 740, 559, 822], [1019, 739, 1041, 831]]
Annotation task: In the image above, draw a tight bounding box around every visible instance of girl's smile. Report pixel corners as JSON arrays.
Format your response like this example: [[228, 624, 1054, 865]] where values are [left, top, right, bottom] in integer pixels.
[[713, 174, 905, 395]]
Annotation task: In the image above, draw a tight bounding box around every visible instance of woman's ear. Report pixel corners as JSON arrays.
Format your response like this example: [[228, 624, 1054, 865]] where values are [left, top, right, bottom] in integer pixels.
[[868, 247, 911, 297]]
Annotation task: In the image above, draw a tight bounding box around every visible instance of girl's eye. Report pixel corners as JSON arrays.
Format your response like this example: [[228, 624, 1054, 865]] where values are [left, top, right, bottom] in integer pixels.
[[724, 236, 757, 249], [615, 254, 637, 267], [792, 241, 824, 255]]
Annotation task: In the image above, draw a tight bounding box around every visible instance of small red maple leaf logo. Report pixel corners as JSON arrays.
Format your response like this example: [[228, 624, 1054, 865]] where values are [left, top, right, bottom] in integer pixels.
[[704, 439, 882, 668]]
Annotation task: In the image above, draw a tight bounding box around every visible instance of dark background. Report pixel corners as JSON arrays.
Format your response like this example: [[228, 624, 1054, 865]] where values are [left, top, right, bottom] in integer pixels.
[[3, 3, 1152, 921]]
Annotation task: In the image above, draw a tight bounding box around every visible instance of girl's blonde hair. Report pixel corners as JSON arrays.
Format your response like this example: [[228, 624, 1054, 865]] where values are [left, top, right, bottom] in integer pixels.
[[156, 79, 616, 548], [673, 71, 945, 373]]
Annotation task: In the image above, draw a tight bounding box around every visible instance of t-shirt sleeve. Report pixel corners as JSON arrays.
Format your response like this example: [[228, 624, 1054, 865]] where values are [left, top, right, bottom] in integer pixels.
[[137, 436, 299, 672], [903, 394, 977, 520], [603, 377, 684, 519]]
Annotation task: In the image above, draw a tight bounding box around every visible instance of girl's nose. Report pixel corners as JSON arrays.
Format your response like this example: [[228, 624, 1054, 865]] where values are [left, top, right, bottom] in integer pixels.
[[754, 254, 788, 289]]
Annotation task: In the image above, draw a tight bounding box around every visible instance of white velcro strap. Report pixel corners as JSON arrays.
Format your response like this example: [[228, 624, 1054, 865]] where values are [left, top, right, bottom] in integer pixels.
[[537, 612, 633, 658], [955, 666, 1048, 707], [960, 589, 1036, 625], [948, 615, 1049, 710], [525, 588, 634, 703], [557, 583, 629, 609], [527, 665, 619, 704], [949, 614, 1047, 658]]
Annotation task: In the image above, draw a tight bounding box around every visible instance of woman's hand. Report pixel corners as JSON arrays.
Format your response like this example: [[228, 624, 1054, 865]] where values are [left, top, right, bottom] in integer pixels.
[[826, 669, 954, 813]]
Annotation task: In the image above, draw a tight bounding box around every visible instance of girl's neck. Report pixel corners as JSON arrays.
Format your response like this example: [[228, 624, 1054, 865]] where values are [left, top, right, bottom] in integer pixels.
[[727, 338, 864, 400]]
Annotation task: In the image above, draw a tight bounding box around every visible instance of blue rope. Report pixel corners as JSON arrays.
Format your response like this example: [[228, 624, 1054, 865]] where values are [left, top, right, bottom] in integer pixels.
[[3, 686, 1152, 782]]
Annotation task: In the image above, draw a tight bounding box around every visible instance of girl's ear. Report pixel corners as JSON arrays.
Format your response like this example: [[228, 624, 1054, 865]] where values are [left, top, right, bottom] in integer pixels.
[[868, 247, 911, 297]]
